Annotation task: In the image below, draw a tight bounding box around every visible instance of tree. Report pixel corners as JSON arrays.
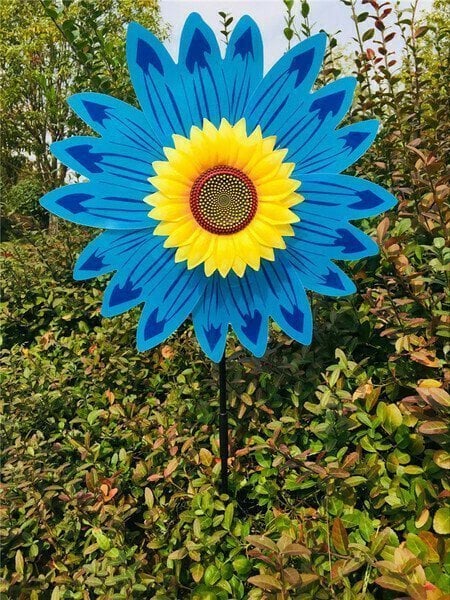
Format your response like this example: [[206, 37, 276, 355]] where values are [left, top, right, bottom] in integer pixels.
[[0, 0, 168, 193]]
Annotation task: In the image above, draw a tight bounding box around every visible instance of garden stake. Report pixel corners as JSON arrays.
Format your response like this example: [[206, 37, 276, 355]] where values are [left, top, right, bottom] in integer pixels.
[[218, 352, 228, 493]]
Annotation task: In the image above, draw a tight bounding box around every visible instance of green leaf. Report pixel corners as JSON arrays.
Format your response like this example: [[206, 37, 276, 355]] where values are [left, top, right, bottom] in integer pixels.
[[246, 535, 278, 554], [433, 507, 450, 534], [375, 575, 408, 592], [248, 574, 283, 592], [204, 565, 221, 586], [362, 28, 374, 41], [382, 404, 403, 433], [223, 503, 234, 530]]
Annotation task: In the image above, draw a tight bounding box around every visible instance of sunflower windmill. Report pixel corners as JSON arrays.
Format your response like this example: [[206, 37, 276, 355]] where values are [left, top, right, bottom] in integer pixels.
[[41, 14, 396, 492]]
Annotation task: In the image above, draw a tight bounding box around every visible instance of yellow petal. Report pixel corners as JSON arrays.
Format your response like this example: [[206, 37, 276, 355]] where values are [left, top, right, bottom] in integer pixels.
[[215, 236, 236, 277], [174, 245, 191, 263], [156, 218, 198, 246], [257, 161, 295, 184], [257, 203, 300, 225], [162, 147, 202, 179], [247, 149, 287, 180], [232, 255, 247, 277], [247, 219, 286, 249], [276, 223, 295, 237], [149, 202, 190, 222], [186, 230, 215, 269], [259, 246, 275, 262], [233, 230, 261, 270], [257, 178, 300, 201], [149, 176, 190, 199]]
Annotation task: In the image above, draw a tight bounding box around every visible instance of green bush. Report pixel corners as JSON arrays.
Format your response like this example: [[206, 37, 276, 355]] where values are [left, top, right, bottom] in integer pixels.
[[1, 218, 448, 598], [1, 178, 46, 237]]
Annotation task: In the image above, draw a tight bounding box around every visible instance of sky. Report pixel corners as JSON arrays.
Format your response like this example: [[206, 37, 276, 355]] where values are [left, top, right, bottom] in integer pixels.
[[160, 0, 432, 71]]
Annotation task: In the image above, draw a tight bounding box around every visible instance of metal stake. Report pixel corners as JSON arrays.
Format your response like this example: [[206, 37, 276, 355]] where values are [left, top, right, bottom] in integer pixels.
[[218, 352, 228, 493]]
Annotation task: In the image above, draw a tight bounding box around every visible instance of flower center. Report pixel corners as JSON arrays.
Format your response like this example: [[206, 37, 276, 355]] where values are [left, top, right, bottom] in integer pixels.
[[190, 165, 258, 235]]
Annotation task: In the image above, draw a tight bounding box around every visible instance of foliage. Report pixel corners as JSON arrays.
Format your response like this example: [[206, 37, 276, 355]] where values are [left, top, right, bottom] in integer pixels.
[[1, 178, 47, 239], [1, 0, 449, 598], [0, 0, 168, 190]]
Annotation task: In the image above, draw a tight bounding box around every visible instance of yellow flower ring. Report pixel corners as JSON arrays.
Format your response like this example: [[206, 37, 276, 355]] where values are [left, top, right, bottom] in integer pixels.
[[40, 14, 397, 361], [147, 119, 302, 277]]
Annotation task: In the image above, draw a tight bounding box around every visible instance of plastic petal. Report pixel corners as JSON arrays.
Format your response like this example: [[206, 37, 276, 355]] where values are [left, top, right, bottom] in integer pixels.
[[289, 219, 379, 260], [178, 13, 229, 128], [102, 235, 175, 317], [224, 16, 263, 122], [258, 255, 312, 344], [296, 174, 397, 220], [73, 230, 151, 280], [126, 22, 191, 143], [278, 77, 357, 163], [68, 92, 163, 159], [51, 136, 153, 193], [221, 271, 268, 357], [294, 120, 379, 174], [244, 33, 327, 133], [192, 275, 229, 362], [40, 182, 154, 229], [136, 265, 206, 351], [287, 248, 357, 297]]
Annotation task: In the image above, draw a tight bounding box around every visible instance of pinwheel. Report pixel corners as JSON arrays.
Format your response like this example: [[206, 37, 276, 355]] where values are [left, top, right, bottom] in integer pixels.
[[41, 14, 396, 490]]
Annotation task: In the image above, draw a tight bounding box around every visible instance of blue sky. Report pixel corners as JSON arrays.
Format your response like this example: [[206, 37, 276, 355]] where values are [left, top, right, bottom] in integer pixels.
[[160, 0, 431, 71]]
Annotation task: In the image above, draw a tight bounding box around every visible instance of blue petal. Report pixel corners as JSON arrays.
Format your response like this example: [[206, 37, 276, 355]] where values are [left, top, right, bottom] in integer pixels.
[[102, 235, 174, 317], [136, 265, 206, 352], [224, 16, 263, 123], [297, 174, 397, 220], [73, 230, 152, 280], [287, 249, 357, 297], [220, 272, 268, 357], [289, 219, 379, 260], [258, 255, 312, 345], [294, 119, 379, 174], [278, 77, 357, 163], [178, 13, 229, 128], [126, 22, 191, 143], [40, 182, 154, 229], [51, 136, 153, 193], [244, 33, 327, 133], [192, 276, 229, 362], [68, 93, 163, 159]]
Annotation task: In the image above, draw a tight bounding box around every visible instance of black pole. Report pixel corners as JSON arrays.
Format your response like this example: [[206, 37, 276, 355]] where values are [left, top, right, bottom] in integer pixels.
[[218, 352, 228, 493]]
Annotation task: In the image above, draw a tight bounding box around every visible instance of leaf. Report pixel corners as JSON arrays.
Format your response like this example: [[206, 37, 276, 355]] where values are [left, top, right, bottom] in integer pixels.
[[418, 421, 448, 436], [246, 535, 279, 554], [415, 509, 429, 529], [281, 543, 311, 557], [376, 217, 390, 243], [375, 574, 408, 592], [190, 563, 204, 583], [433, 507, 450, 535], [199, 448, 213, 466], [168, 548, 187, 560], [332, 518, 349, 555], [204, 564, 220, 586], [15, 549, 24, 574], [371, 529, 391, 555], [248, 574, 283, 592], [223, 503, 234, 530], [163, 457, 179, 478], [433, 450, 450, 469], [362, 28, 374, 42], [382, 404, 403, 434], [299, 573, 320, 587]]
